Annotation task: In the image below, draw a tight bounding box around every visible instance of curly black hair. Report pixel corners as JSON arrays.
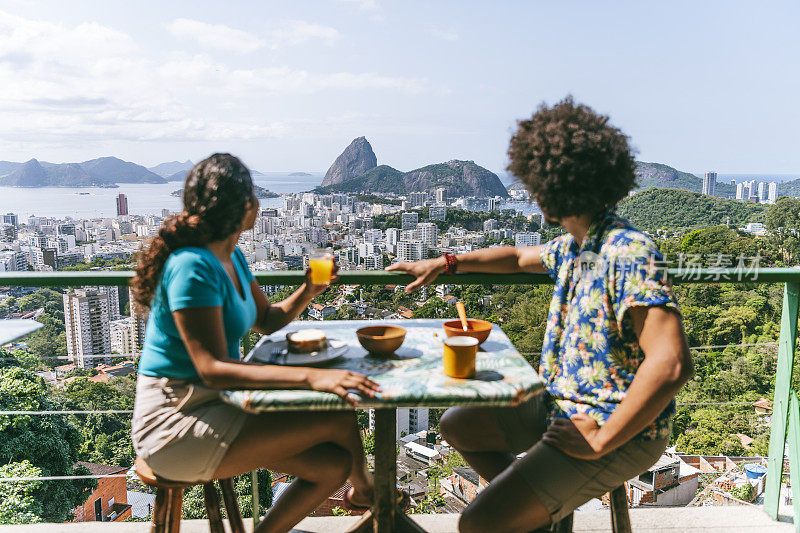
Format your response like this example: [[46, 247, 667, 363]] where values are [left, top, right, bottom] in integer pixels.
[[507, 96, 637, 221], [131, 153, 255, 309]]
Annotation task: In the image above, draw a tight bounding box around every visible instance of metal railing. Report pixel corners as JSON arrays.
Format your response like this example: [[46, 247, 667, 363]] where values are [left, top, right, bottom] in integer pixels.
[[1, 268, 799, 527]]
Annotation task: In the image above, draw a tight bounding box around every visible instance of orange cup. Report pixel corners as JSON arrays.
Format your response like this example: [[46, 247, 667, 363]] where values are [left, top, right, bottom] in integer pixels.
[[309, 250, 334, 285], [443, 336, 478, 378]]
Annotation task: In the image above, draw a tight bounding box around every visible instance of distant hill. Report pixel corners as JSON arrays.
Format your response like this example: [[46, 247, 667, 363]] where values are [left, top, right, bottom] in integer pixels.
[[0, 161, 23, 177], [318, 160, 509, 198], [170, 183, 278, 199], [778, 178, 800, 198], [149, 160, 193, 178], [289, 172, 313, 177], [617, 188, 767, 231], [0, 159, 113, 187], [0, 156, 165, 187], [505, 161, 736, 198], [80, 157, 165, 184]]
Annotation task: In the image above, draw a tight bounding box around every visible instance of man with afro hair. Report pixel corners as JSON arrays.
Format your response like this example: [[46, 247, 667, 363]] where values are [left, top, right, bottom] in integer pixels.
[[388, 97, 693, 532]]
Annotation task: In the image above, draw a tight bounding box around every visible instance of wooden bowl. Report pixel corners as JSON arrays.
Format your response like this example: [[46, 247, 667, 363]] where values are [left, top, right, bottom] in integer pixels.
[[443, 319, 492, 345], [356, 325, 406, 356]]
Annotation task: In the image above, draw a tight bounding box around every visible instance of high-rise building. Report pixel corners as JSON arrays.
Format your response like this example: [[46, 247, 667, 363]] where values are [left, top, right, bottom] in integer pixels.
[[736, 182, 745, 200], [428, 206, 447, 221], [768, 182, 778, 204], [369, 408, 429, 439], [484, 219, 498, 232], [514, 232, 542, 247], [396, 240, 426, 261], [3, 213, 19, 226], [488, 198, 500, 212], [110, 317, 139, 358], [757, 181, 767, 202], [116, 194, 128, 216], [409, 192, 427, 207], [401, 211, 419, 230], [435, 188, 448, 205], [701, 172, 717, 196], [63, 289, 112, 368], [417, 222, 438, 247]]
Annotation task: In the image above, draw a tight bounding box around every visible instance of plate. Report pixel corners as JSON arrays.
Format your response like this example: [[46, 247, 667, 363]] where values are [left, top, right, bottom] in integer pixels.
[[247, 337, 348, 367]]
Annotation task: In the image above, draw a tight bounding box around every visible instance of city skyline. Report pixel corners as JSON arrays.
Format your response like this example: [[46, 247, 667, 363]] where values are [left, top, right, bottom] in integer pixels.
[[0, 1, 798, 175]]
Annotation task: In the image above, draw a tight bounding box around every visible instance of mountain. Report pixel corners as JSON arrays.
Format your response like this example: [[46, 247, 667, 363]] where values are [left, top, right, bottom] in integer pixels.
[[166, 170, 189, 182], [318, 160, 509, 198], [80, 157, 165, 184], [170, 183, 278, 199], [0, 159, 113, 187], [504, 161, 737, 199], [148, 160, 193, 178], [289, 172, 313, 177], [0, 161, 23, 177], [321, 137, 377, 187], [617, 187, 766, 231], [777, 178, 800, 198]]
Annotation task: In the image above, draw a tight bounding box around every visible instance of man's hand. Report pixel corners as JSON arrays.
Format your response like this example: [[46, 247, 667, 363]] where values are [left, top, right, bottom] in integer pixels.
[[541, 414, 608, 460], [386, 257, 446, 293]]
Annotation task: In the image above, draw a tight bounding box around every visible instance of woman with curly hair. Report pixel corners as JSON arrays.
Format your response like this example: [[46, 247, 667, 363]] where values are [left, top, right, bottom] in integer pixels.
[[388, 97, 693, 532], [130, 154, 376, 533]]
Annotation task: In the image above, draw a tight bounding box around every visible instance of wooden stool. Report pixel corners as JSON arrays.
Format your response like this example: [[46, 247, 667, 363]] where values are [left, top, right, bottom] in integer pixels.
[[551, 485, 631, 533], [134, 457, 245, 533]]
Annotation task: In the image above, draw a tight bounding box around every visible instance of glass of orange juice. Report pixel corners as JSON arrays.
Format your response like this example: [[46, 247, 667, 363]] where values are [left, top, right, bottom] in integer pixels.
[[309, 249, 334, 285]]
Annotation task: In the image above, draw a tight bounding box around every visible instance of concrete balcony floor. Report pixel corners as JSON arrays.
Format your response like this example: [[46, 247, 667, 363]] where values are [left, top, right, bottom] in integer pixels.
[[1, 507, 794, 533]]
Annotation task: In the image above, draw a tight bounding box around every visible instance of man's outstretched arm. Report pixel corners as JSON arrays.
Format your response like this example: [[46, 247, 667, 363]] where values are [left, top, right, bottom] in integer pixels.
[[386, 245, 546, 292]]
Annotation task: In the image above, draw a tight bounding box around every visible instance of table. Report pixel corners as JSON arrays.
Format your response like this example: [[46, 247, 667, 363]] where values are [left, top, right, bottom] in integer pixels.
[[222, 319, 545, 533], [0, 319, 43, 345]]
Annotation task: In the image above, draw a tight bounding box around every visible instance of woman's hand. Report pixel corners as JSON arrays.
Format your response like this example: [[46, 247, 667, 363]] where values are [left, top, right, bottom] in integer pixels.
[[386, 257, 446, 293], [302, 260, 340, 298], [306, 368, 380, 406], [541, 413, 609, 460]]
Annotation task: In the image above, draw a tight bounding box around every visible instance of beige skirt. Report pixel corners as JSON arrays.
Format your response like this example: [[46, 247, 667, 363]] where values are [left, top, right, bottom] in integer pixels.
[[131, 375, 248, 483]]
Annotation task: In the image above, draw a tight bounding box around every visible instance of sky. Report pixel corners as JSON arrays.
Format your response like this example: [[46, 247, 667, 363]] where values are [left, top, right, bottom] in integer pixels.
[[0, 0, 798, 175]]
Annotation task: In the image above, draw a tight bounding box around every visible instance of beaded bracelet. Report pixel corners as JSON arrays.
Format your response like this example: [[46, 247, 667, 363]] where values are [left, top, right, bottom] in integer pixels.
[[443, 252, 458, 275]]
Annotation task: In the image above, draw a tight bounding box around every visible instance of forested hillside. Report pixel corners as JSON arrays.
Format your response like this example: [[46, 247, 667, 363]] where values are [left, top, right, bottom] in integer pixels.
[[618, 188, 766, 231]]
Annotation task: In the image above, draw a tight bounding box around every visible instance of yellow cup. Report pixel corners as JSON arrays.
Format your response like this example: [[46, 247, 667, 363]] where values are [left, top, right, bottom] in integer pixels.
[[309, 251, 334, 285], [443, 336, 478, 378]]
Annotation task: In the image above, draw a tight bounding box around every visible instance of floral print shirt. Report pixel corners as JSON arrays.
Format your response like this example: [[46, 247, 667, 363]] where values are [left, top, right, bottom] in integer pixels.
[[539, 210, 679, 440]]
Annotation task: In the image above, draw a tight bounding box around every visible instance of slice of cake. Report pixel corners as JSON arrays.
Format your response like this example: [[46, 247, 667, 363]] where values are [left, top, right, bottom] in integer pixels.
[[286, 329, 327, 353]]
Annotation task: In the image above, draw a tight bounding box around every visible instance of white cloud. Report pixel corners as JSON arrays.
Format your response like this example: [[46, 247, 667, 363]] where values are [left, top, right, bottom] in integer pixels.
[[428, 25, 459, 42], [166, 18, 340, 52], [0, 10, 436, 150], [166, 18, 265, 54], [336, 0, 379, 11], [266, 20, 340, 49]]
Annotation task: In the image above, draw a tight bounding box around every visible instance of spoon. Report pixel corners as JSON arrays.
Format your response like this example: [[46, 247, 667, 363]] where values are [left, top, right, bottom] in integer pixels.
[[456, 301, 470, 332]]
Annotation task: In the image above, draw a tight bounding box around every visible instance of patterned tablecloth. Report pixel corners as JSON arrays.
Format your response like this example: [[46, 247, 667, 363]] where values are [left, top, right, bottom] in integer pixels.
[[222, 319, 544, 412]]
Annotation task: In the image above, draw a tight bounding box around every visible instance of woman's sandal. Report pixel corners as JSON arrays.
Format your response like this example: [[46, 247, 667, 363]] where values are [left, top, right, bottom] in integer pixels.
[[343, 487, 410, 512]]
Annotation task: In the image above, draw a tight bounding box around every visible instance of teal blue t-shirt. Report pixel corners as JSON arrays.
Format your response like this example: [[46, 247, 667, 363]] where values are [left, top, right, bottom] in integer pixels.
[[138, 246, 257, 379]]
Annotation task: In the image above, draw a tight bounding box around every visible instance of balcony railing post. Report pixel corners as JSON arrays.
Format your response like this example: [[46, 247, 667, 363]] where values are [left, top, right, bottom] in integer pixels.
[[764, 282, 799, 520]]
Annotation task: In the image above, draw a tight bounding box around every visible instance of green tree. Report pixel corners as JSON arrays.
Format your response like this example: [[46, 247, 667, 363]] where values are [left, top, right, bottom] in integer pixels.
[[0, 461, 44, 524], [0, 367, 96, 522]]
